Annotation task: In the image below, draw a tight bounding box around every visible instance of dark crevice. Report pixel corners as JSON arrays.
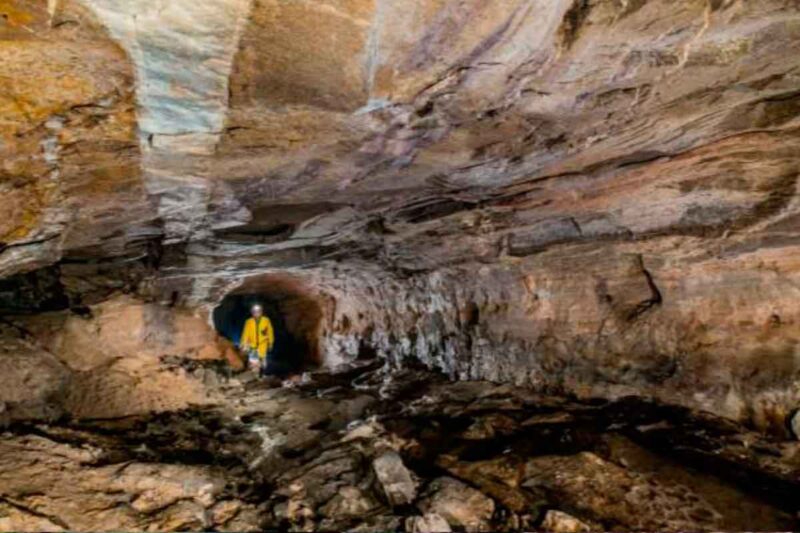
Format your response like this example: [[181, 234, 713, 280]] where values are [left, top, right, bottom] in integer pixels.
[[214, 223, 296, 244], [558, 0, 592, 51], [0, 234, 60, 255], [0, 265, 70, 315], [626, 255, 663, 321], [394, 197, 478, 224], [0, 496, 72, 530]]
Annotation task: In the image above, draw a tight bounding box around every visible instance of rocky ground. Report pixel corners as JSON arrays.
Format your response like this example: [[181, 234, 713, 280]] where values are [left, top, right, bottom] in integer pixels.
[[1, 361, 798, 532]]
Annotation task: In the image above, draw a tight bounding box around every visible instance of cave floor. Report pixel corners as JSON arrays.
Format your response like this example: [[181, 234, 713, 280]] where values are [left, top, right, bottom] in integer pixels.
[[1, 363, 799, 532]]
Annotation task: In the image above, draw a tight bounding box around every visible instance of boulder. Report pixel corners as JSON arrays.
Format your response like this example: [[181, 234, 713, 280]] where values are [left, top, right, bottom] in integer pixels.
[[418, 477, 495, 532], [318, 486, 379, 519], [540, 510, 592, 533], [406, 513, 452, 533], [373, 451, 418, 506]]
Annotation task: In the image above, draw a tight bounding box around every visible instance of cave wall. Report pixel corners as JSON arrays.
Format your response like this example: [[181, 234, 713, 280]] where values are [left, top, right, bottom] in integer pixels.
[[0, 296, 227, 423], [317, 251, 800, 435], [0, 0, 154, 279], [1, 0, 799, 432]]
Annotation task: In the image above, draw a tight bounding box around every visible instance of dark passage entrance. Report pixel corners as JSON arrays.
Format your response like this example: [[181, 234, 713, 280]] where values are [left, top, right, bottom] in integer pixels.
[[213, 277, 324, 376]]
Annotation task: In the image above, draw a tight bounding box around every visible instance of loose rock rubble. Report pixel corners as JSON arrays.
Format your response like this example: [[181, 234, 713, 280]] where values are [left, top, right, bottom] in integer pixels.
[[417, 477, 495, 532], [0, 363, 797, 532], [540, 511, 593, 533], [2, 0, 800, 439], [373, 451, 418, 507]]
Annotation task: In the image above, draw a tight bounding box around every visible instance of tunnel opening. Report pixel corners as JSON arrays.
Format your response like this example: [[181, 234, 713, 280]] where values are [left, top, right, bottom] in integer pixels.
[[212, 276, 325, 376]]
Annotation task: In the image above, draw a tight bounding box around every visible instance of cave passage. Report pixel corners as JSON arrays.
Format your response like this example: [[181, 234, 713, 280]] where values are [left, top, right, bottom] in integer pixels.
[[213, 284, 323, 376]]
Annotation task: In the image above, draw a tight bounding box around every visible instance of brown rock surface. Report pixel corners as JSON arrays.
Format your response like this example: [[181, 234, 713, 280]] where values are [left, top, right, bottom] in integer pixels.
[[0, 330, 69, 425], [0, 295, 225, 420], [2, 1, 800, 529], [0, 0, 151, 279], [417, 477, 495, 532], [0, 367, 796, 532]]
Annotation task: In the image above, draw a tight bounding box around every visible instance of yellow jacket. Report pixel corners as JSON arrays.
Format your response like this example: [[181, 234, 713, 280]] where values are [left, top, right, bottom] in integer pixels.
[[241, 316, 274, 359]]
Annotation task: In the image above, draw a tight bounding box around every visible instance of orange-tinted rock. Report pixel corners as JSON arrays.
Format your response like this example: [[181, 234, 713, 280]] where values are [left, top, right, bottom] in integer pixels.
[[0, 0, 150, 278], [7, 295, 228, 420]]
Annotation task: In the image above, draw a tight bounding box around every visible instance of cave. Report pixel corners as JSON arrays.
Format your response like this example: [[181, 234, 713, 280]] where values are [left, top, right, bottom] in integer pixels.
[[212, 276, 324, 375], [1, 1, 799, 531]]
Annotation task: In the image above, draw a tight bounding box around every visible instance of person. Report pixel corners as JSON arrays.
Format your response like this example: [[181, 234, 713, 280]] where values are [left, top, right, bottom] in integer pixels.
[[240, 304, 275, 377]]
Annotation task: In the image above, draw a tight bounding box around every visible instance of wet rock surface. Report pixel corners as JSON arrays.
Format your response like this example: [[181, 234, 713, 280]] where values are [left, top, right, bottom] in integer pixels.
[[1, 363, 797, 532]]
